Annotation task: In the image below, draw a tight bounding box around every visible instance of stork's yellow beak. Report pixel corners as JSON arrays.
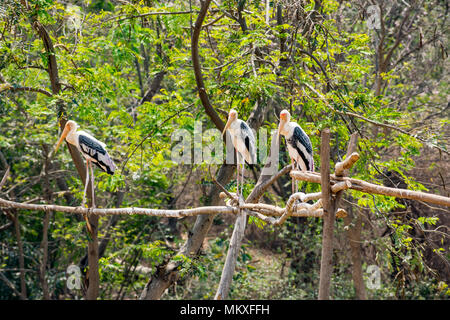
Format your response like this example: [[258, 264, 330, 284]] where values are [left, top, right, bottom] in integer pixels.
[[55, 124, 70, 153], [277, 120, 285, 141], [222, 117, 232, 136]]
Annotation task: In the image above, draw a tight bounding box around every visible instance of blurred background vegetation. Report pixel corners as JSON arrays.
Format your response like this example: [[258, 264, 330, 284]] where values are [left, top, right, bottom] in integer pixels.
[[0, 0, 448, 300]]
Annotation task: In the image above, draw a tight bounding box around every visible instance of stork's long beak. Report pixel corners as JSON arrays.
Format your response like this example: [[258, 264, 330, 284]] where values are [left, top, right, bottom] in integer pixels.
[[55, 125, 70, 153], [222, 117, 232, 136], [277, 120, 285, 141]]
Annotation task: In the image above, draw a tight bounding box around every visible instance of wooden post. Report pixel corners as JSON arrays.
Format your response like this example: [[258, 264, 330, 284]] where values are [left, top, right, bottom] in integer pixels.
[[318, 128, 333, 300], [214, 197, 247, 300]]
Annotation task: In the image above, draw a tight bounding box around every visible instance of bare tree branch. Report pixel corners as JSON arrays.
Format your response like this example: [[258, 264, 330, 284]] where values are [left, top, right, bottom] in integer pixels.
[[0, 84, 53, 97], [291, 171, 450, 207], [191, 0, 225, 132]]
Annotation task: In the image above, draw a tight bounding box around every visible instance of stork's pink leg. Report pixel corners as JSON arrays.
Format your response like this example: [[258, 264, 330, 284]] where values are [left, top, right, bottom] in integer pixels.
[[238, 154, 243, 199], [291, 158, 295, 195], [89, 161, 95, 208], [236, 159, 240, 200], [81, 159, 90, 207], [241, 161, 245, 199]]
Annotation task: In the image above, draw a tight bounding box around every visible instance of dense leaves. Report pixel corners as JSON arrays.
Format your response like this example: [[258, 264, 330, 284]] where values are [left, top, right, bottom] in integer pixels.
[[0, 0, 448, 299]]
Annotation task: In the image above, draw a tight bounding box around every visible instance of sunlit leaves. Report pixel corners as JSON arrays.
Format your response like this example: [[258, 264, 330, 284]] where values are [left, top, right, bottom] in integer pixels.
[[0, 0, 447, 300]]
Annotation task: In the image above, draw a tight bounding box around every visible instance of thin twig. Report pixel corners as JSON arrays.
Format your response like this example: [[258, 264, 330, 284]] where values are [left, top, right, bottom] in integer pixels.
[[208, 165, 238, 203]]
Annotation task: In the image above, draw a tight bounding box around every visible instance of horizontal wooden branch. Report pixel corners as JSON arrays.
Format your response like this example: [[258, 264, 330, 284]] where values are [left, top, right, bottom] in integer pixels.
[[331, 180, 352, 193], [347, 177, 450, 207], [290, 171, 322, 184], [0, 187, 346, 224], [247, 208, 325, 225], [300, 192, 322, 202], [291, 170, 450, 207], [0, 197, 238, 218]]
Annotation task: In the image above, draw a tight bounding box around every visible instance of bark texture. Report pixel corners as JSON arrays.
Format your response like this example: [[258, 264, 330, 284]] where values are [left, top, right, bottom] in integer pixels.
[[318, 129, 333, 300]]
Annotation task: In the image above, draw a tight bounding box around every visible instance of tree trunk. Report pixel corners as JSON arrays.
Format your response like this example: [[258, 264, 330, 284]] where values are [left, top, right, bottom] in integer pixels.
[[40, 144, 52, 300], [86, 215, 99, 300], [344, 207, 366, 299], [12, 211, 27, 300], [341, 133, 367, 300], [40, 209, 51, 300], [318, 128, 333, 299], [32, 17, 100, 300]]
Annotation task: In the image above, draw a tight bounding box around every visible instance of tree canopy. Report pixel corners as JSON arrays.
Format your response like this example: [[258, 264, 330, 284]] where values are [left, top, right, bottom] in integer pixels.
[[0, 0, 448, 300]]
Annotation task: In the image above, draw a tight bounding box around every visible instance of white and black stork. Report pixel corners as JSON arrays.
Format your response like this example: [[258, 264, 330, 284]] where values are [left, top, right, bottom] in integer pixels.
[[277, 109, 314, 194], [55, 120, 116, 214], [222, 109, 256, 200]]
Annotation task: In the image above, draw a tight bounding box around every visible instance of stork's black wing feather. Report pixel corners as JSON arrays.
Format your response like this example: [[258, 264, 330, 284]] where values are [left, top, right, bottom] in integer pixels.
[[78, 135, 116, 175], [79, 135, 106, 156], [287, 126, 313, 171], [240, 121, 256, 164], [293, 126, 312, 154], [244, 135, 250, 154], [241, 121, 252, 153], [240, 120, 250, 132]]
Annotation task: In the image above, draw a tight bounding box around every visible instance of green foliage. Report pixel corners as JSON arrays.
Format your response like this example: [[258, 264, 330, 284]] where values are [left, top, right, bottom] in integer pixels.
[[0, 0, 447, 300]]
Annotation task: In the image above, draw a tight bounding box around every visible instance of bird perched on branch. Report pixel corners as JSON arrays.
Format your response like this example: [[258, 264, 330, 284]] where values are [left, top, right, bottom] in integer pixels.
[[277, 109, 314, 194], [222, 109, 256, 200], [55, 120, 116, 234]]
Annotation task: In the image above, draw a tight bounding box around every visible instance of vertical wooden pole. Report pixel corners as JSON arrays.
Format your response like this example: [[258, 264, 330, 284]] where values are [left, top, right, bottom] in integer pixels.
[[214, 200, 247, 300], [86, 214, 99, 300], [318, 128, 333, 300]]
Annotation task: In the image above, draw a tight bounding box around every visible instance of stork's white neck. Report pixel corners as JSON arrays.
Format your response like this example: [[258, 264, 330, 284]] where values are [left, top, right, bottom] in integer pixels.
[[65, 126, 79, 146], [227, 119, 241, 133], [279, 121, 296, 137]]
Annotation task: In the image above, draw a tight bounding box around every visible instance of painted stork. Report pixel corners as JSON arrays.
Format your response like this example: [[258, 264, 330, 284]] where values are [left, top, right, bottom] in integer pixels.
[[222, 109, 256, 200], [55, 120, 117, 232], [277, 109, 314, 194]]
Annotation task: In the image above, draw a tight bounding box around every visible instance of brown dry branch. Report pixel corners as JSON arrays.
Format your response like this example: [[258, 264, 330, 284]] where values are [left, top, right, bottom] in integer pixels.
[[100, 10, 202, 26], [0, 166, 10, 190], [0, 194, 342, 222], [0, 197, 238, 217], [335, 152, 360, 176], [290, 170, 450, 207], [0, 84, 53, 97]]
